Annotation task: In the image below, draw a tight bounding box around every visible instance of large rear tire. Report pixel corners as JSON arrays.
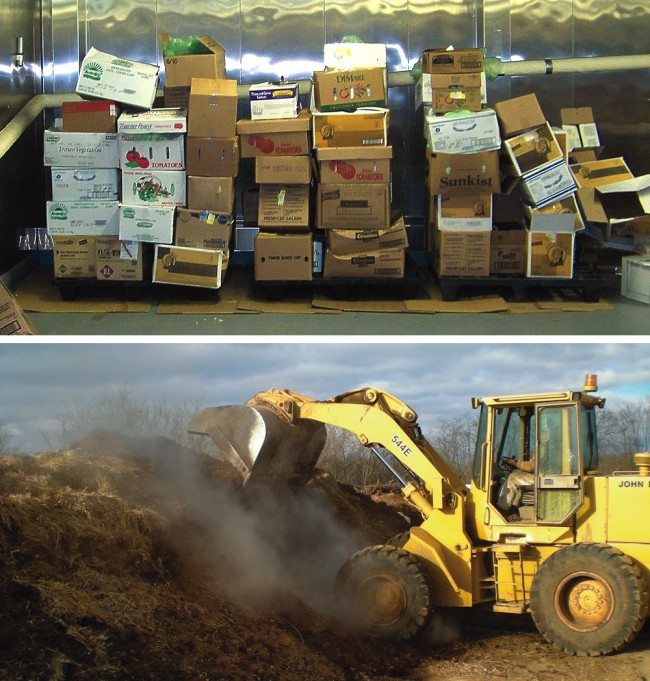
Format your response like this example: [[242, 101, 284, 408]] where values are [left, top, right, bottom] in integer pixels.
[[336, 545, 433, 640], [530, 543, 649, 656]]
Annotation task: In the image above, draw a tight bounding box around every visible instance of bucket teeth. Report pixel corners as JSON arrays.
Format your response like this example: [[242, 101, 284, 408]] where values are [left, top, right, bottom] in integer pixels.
[[188, 405, 327, 485]]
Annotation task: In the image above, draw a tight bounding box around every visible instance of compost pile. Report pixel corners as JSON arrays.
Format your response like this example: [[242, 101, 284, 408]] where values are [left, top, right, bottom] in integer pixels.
[[1, 431, 648, 681]]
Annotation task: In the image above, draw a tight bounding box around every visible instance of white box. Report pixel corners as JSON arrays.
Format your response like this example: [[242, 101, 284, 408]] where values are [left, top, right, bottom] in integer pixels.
[[621, 254, 650, 304], [76, 47, 159, 109], [119, 133, 185, 170], [249, 82, 300, 120], [43, 129, 119, 168], [324, 43, 387, 69], [118, 204, 175, 243], [425, 109, 501, 154], [50, 167, 119, 201], [519, 163, 577, 208], [46, 200, 120, 236], [121, 169, 186, 207], [117, 108, 187, 134]]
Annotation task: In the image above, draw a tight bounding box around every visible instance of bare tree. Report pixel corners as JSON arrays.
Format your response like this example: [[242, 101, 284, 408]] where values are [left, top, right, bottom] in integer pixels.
[[0, 425, 14, 455], [427, 414, 478, 482]]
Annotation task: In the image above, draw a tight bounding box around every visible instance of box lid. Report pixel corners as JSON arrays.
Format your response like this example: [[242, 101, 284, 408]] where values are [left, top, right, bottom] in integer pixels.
[[117, 108, 187, 133], [190, 77, 238, 96]]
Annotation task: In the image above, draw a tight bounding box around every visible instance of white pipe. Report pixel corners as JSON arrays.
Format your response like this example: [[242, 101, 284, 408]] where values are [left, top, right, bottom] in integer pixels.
[[496, 54, 650, 77]]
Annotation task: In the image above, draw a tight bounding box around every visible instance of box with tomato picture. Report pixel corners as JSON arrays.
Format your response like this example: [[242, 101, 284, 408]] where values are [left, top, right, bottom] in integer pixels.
[[316, 146, 392, 184], [236, 110, 311, 158], [121, 169, 186, 207], [118, 133, 185, 170]]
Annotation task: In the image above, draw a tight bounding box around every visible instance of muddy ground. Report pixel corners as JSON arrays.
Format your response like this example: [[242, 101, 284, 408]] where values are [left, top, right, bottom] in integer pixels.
[[0, 431, 648, 681]]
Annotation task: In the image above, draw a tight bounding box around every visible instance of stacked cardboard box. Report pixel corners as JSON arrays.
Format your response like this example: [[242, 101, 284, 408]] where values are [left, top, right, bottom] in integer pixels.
[[44, 100, 144, 283], [495, 93, 581, 278]]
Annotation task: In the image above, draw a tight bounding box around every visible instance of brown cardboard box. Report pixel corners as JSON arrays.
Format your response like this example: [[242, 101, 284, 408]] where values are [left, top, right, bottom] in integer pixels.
[[524, 195, 585, 232], [187, 176, 235, 213], [490, 229, 526, 275], [96, 237, 144, 281], [62, 100, 119, 133], [237, 110, 312, 157], [317, 146, 392, 184], [503, 123, 563, 177], [175, 207, 233, 249], [312, 109, 389, 148], [426, 149, 500, 194], [161, 35, 226, 88], [317, 183, 391, 230], [187, 78, 238, 138], [255, 155, 312, 184], [429, 71, 483, 113], [186, 137, 240, 177], [570, 157, 634, 188], [494, 93, 547, 138], [324, 247, 405, 278], [560, 107, 601, 151], [254, 232, 312, 281], [327, 215, 408, 255], [432, 228, 491, 277], [313, 67, 387, 111], [53, 236, 97, 278], [436, 193, 493, 231], [421, 48, 484, 74], [153, 244, 223, 288], [258, 184, 311, 229], [0, 282, 35, 335], [526, 230, 574, 278], [164, 86, 190, 108]]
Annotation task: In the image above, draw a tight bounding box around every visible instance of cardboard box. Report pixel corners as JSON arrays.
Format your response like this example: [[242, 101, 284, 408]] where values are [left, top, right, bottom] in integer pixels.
[[494, 93, 547, 138], [249, 81, 300, 120], [312, 109, 389, 148], [118, 204, 175, 243], [96, 236, 143, 281], [526, 229, 574, 278], [324, 43, 387, 69], [153, 244, 223, 288], [52, 236, 97, 278], [503, 123, 564, 177], [326, 215, 408, 255], [188, 78, 239, 138], [436, 193, 492, 231], [317, 146, 392, 184], [429, 71, 483, 113], [50, 167, 119, 202], [490, 229, 526, 275], [424, 109, 501, 154], [187, 176, 235, 213], [313, 68, 386, 112], [237, 111, 312, 157], [255, 155, 312, 184], [324, 247, 405, 278], [570, 157, 634, 188], [0, 282, 35, 335], [62, 100, 119, 133], [421, 48, 484, 74], [317, 183, 391, 230], [425, 149, 500, 194], [432, 228, 491, 276], [161, 35, 226, 88], [121, 169, 186, 207], [43, 129, 119, 168], [163, 87, 191, 108], [254, 232, 313, 281], [524, 195, 584, 232], [118, 133, 185, 170], [258, 184, 311, 229], [518, 162, 577, 208], [76, 47, 159, 109], [621, 254, 650, 304], [46, 200, 120, 236], [117, 108, 187, 134], [560, 107, 601, 150], [186, 137, 240, 177], [597, 174, 650, 221], [175, 207, 233, 249]]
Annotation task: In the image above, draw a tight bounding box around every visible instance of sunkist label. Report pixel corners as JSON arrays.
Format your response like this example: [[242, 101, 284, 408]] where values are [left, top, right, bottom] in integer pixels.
[[439, 174, 494, 189]]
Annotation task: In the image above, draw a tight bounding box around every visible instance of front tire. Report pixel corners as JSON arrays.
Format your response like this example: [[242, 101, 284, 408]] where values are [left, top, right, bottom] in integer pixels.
[[336, 545, 433, 640], [530, 543, 649, 656]]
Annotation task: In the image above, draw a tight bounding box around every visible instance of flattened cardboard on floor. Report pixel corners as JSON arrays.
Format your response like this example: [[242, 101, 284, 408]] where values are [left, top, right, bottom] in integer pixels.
[[258, 185, 311, 229], [254, 232, 313, 281], [317, 146, 392, 184], [317, 183, 391, 230], [161, 35, 226, 88], [153, 244, 223, 288]]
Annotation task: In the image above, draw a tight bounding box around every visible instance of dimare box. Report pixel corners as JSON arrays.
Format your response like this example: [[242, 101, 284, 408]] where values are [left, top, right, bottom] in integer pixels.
[[76, 47, 159, 109], [161, 35, 226, 88], [237, 110, 312, 157], [313, 68, 386, 112]]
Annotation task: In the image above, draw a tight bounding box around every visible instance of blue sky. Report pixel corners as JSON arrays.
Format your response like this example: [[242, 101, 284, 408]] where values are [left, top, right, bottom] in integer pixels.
[[1, 340, 649, 452]]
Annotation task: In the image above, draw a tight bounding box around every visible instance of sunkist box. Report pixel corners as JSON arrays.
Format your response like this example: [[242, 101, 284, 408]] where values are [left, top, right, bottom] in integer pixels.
[[313, 68, 386, 112], [317, 146, 392, 184], [161, 34, 226, 88], [425, 149, 500, 194], [188, 78, 239, 138], [52, 236, 97, 278], [96, 236, 143, 281], [237, 110, 312, 157], [175, 207, 233, 249], [312, 109, 389, 148], [254, 232, 313, 281], [118, 204, 175, 243], [76, 47, 159, 109], [62, 100, 119, 133], [258, 184, 311, 229], [153, 244, 223, 288]]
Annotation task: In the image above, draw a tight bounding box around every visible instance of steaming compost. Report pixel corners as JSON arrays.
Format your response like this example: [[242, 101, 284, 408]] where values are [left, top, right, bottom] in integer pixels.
[[0, 431, 648, 680]]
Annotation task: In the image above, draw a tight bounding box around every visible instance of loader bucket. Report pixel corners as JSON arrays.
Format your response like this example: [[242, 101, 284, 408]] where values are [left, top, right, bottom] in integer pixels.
[[188, 405, 327, 485]]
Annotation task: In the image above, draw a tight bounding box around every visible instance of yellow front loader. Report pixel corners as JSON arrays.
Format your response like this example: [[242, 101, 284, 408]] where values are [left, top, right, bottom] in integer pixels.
[[188, 375, 650, 656]]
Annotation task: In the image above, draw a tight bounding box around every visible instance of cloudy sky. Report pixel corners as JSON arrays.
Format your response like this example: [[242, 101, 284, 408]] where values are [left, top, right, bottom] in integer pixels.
[[1, 340, 650, 453]]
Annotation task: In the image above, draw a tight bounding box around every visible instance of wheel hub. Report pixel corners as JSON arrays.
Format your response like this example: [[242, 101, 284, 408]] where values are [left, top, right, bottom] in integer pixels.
[[357, 574, 407, 627], [556, 573, 614, 631]]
